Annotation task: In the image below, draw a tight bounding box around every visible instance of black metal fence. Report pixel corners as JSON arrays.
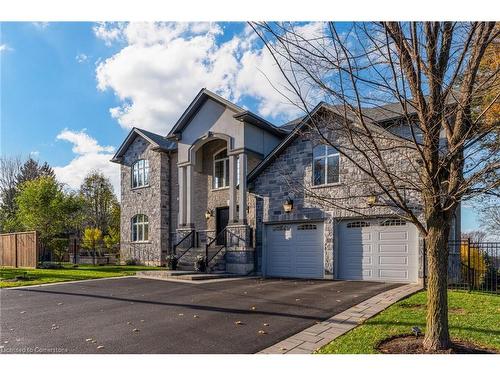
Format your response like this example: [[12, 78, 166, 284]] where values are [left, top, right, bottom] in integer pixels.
[[447, 239, 499, 294]]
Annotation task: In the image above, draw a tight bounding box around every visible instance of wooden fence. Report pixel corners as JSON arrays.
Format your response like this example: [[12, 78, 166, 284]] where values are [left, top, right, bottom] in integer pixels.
[[0, 231, 40, 268]]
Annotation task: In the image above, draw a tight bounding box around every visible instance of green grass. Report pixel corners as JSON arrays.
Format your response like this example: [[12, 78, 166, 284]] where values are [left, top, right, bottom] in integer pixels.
[[317, 290, 500, 354], [0, 264, 163, 288]]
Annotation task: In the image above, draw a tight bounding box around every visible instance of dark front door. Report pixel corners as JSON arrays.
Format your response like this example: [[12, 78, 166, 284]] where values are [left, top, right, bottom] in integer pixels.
[[216, 207, 229, 245]]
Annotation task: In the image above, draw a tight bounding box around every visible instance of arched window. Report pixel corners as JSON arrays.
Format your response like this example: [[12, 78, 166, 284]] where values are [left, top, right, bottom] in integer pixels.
[[132, 159, 149, 188], [131, 214, 149, 242], [313, 144, 340, 185]]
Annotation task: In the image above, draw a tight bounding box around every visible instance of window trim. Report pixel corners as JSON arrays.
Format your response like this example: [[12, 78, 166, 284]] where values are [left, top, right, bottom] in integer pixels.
[[131, 159, 150, 189], [312, 144, 340, 186], [131, 214, 149, 242], [212, 148, 240, 190]]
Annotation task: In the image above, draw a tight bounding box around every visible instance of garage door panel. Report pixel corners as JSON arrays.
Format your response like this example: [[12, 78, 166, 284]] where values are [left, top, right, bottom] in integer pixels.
[[379, 231, 408, 241], [339, 219, 418, 283], [379, 269, 409, 280], [379, 244, 408, 253], [266, 222, 324, 279], [379, 255, 409, 265]]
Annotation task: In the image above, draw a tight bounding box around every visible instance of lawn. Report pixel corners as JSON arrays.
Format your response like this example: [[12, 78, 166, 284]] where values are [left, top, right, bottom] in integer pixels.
[[317, 290, 500, 354], [0, 264, 163, 288]]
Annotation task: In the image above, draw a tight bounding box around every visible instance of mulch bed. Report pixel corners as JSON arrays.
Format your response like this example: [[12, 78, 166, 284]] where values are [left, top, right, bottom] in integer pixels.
[[377, 335, 498, 354]]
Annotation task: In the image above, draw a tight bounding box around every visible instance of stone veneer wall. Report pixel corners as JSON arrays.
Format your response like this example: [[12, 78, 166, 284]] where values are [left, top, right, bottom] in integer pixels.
[[120, 136, 173, 266], [250, 124, 424, 278]]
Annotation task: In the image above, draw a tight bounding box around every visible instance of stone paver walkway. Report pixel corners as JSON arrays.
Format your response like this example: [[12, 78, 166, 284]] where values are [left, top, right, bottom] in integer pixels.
[[258, 283, 422, 354]]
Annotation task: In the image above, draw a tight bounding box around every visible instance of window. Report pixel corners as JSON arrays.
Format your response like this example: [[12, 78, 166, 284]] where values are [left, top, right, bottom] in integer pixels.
[[131, 214, 149, 242], [297, 223, 317, 230], [347, 221, 370, 228], [313, 144, 340, 185], [132, 159, 149, 188], [213, 149, 240, 189], [380, 218, 406, 226]]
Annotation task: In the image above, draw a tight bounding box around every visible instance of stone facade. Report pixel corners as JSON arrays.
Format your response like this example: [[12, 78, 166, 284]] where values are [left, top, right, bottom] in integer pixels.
[[250, 123, 424, 279], [120, 135, 174, 266]]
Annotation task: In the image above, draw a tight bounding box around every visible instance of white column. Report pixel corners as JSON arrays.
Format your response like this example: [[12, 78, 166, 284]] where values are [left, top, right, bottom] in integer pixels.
[[228, 154, 237, 223], [178, 166, 186, 226], [238, 153, 247, 223], [186, 164, 194, 227]]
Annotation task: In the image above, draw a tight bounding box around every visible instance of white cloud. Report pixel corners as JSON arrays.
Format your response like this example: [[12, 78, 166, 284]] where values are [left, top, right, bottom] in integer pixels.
[[32, 22, 50, 30], [0, 44, 12, 53], [53, 129, 120, 197], [75, 53, 89, 63], [94, 22, 310, 134]]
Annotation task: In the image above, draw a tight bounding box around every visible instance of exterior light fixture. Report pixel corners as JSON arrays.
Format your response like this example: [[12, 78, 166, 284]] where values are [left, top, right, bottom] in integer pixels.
[[204, 210, 212, 220], [283, 198, 294, 213], [367, 195, 377, 206]]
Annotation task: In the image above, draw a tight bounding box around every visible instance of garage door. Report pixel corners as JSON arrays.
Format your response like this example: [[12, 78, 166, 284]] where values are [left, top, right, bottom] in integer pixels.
[[338, 218, 418, 282], [265, 222, 324, 279]]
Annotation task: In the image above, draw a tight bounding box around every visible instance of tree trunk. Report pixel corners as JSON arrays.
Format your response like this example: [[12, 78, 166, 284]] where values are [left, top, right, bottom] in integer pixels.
[[423, 220, 451, 350]]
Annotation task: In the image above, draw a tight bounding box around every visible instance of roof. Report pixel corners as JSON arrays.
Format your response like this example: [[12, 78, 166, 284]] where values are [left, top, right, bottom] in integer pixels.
[[110, 127, 177, 163], [167, 88, 243, 139]]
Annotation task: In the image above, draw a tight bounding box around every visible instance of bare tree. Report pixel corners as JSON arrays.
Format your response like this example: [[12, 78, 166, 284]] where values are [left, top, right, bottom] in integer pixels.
[[250, 21, 499, 350], [461, 230, 488, 242]]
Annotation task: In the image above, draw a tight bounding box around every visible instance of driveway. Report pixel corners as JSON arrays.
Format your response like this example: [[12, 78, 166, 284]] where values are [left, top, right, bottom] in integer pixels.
[[0, 277, 399, 354]]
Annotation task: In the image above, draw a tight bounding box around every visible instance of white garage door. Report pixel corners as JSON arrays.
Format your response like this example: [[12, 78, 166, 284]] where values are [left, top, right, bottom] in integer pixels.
[[265, 222, 324, 279], [338, 218, 418, 282]]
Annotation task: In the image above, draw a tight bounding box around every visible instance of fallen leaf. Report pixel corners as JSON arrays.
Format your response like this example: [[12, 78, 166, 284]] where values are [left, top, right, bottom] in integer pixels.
[[193, 315, 199, 318], [0, 346, 4, 349], [4, 341, 8, 344], [92, 340, 97, 344], [9, 328, 14, 331], [126, 322, 132, 325], [258, 330, 267, 335], [263, 323, 269, 326], [178, 313, 184, 316], [140, 320, 145, 323], [85, 338, 93, 342], [57, 302, 63, 306], [251, 306, 256, 310], [336, 300, 341, 302], [97, 345, 105, 350], [20, 311, 26, 314], [295, 298, 301, 301], [280, 347, 287, 351], [235, 321, 244, 325], [133, 328, 140, 332]]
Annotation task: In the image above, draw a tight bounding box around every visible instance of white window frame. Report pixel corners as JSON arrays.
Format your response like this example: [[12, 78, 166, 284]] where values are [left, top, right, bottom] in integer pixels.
[[131, 214, 149, 242], [313, 144, 340, 186], [132, 159, 150, 188], [212, 149, 240, 189]]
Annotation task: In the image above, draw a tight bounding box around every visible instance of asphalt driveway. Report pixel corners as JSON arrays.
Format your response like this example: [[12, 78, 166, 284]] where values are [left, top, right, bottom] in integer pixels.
[[0, 277, 399, 354]]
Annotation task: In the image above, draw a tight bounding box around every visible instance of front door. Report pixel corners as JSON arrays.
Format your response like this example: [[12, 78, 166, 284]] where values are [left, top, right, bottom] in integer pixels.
[[215, 207, 229, 245]]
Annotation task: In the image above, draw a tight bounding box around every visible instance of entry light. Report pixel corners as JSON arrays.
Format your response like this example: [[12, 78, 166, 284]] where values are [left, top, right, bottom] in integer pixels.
[[283, 198, 294, 213], [367, 195, 377, 206], [205, 210, 213, 220]]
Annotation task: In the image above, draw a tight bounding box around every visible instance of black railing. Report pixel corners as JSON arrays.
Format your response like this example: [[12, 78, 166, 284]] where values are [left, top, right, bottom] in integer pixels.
[[173, 230, 195, 262], [205, 228, 227, 271], [446, 239, 499, 294]]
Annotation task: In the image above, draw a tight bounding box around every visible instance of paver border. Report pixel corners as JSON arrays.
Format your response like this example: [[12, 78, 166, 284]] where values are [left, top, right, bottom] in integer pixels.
[[258, 283, 423, 354]]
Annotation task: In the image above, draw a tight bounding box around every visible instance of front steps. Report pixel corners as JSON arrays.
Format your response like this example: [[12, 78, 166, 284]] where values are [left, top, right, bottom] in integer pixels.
[[135, 270, 246, 282], [176, 246, 226, 272]]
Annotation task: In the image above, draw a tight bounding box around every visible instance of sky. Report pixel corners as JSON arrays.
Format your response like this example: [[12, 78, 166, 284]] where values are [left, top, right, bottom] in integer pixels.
[[0, 21, 481, 232]]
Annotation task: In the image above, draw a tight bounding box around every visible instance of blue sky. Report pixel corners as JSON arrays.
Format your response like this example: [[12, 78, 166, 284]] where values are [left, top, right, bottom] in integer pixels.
[[0, 21, 481, 232]]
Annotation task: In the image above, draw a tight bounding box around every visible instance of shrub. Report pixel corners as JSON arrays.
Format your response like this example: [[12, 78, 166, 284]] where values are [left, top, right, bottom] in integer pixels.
[[125, 258, 139, 266], [39, 261, 64, 269]]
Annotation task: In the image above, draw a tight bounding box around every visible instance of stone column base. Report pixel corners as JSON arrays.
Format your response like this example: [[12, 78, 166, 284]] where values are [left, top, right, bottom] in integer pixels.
[[225, 224, 255, 275]]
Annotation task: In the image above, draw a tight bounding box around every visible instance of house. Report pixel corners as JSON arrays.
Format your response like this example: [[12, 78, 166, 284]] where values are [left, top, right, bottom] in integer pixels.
[[111, 88, 460, 283]]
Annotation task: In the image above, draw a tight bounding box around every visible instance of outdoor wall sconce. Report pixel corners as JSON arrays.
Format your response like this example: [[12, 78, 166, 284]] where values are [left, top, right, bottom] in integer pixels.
[[367, 195, 377, 206], [283, 198, 294, 213], [204, 210, 213, 220]]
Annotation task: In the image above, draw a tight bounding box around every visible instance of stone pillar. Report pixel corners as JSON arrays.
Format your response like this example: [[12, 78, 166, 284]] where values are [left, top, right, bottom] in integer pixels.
[[228, 154, 237, 223], [178, 166, 186, 226], [186, 163, 194, 227], [238, 153, 247, 224]]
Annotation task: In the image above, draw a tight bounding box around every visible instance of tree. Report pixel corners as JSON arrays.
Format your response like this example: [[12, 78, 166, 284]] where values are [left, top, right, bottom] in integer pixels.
[[250, 21, 499, 350], [461, 230, 488, 242], [81, 227, 103, 265], [0, 156, 23, 232], [17, 157, 55, 186], [79, 171, 119, 234], [15, 176, 82, 256], [103, 227, 120, 254]]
